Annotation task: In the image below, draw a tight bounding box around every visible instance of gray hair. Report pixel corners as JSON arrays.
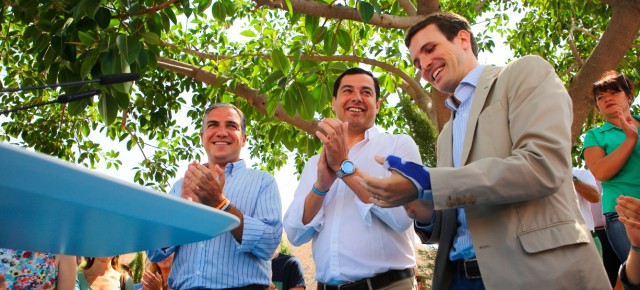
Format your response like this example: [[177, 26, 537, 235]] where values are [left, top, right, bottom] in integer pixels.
[[202, 103, 247, 134]]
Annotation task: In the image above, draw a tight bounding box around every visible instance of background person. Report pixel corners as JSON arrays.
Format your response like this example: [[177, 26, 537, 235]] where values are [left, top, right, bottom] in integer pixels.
[[76, 256, 134, 290], [0, 250, 75, 290], [582, 71, 640, 266], [271, 250, 305, 290]]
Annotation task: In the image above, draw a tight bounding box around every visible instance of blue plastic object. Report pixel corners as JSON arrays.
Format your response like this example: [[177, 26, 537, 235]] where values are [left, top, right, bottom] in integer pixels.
[[0, 142, 239, 257]]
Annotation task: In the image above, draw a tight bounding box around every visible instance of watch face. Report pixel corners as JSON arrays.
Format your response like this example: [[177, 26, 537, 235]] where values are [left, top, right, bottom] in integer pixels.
[[342, 160, 355, 174]]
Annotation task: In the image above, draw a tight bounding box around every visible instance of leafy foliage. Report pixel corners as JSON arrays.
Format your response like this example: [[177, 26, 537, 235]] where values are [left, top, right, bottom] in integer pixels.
[[0, 0, 638, 189]]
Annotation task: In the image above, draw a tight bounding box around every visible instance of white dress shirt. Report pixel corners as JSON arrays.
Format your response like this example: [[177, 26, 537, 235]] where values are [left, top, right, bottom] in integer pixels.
[[284, 127, 421, 283]]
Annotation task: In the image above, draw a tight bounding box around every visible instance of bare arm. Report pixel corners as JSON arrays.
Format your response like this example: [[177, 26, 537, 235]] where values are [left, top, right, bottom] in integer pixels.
[[55, 255, 77, 290], [0, 274, 7, 290], [584, 110, 638, 181], [573, 177, 600, 203], [302, 149, 336, 224]]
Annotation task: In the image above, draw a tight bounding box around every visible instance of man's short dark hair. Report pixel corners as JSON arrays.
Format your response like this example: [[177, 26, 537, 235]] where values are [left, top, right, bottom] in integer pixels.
[[332, 68, 381, 101], [405, 12, 479, 57], [202, 103, 247, 134]]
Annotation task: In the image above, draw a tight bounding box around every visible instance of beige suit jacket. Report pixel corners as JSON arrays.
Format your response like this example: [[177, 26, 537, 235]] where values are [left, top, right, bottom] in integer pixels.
[[417, 56, 610, 290]]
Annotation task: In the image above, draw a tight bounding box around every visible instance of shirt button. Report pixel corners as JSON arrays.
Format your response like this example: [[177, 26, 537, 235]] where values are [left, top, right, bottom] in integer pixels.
[[196, 271, 201, 275], [200, 243, 205, 248]]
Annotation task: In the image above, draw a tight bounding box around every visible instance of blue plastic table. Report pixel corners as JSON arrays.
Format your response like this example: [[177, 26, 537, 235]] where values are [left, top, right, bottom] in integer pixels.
[[0, 142, 239, 256]]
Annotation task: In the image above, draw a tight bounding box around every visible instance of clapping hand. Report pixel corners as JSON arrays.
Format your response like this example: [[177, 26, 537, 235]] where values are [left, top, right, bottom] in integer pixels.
[[141, 270, 163, 290], [181, 161, 226, 208]]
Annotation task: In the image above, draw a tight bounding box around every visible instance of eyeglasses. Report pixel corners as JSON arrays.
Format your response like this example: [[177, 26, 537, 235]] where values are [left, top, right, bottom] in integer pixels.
[[618, 74, 632, 92]]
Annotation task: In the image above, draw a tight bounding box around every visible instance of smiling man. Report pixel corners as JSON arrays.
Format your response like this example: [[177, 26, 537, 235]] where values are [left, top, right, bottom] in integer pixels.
[[356, 12, 610, 290], [284, 68, 421, 289], [147, 103, 282, 290]]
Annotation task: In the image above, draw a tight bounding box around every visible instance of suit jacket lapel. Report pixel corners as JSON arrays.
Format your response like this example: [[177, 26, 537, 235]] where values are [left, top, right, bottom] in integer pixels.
[[459, 65, 502, 165], [438, 115, 454, 167]]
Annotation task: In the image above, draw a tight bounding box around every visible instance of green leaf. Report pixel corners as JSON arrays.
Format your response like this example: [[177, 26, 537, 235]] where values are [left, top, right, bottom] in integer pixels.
[[94, 7, 111, 29], [283, 89, 297, 117], [78, 31, 97, 46], [323, 32, 337, 55], [114, 90, 130, 109], [137, 48, 149, 68], [116, 34, 140, 64], [283, 0, 294, 13], [68, 95, 90, 116], [198, 0, 213, 13], [164, 9, 177, 25], [265, 90, 282, 117], [240, 30, 256, 37], [146, 49, 157, 69], [110, 52, 132, 94], [304, 15, 319, 40], [84, 0, 101, 18], [212, 2, 226, 21], [141, 31, 160, 45], [259, 70, 285, 94], [221, 0, 236, 18], [271, 47, 290, 72], [100, 50, 114, 75], [99, 93, 119, 125], [290, 81, 314, 120], [358, 1, 375, 24], [80, 49, 99, 78], [336, 29, 352, 52]]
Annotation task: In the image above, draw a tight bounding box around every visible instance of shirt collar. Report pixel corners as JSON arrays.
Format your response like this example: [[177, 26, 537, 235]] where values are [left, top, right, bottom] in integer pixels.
[[224, 159, 246, 176], [445, 65, 487, 111], [600, 115, 640, 132], [364, 126, 381, 141]]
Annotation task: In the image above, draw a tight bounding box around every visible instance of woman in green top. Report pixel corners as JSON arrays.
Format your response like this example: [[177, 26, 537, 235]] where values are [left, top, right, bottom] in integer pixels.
[[75, 256, 134, 290], [583, 71, 640, 264]]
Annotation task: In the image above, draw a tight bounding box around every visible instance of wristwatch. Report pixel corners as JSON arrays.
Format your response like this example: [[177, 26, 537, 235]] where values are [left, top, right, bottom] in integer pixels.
[[336, 160, 356, 179]]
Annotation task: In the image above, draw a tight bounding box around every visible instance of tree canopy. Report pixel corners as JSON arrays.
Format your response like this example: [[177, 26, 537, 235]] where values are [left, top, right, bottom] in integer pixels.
[[1, 0, 639, 190]]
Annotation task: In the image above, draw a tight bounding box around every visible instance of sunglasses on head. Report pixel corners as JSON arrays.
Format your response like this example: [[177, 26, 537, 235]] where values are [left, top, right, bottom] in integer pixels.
[[593, 73, 631, 93]]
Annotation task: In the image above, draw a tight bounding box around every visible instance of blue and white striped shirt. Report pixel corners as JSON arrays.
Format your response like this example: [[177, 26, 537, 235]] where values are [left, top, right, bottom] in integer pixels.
[[147, 159, 283, 290], [445, 65, 486, 261]]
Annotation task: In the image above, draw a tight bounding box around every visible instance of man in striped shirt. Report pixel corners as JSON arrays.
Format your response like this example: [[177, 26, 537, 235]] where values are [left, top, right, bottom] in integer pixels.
[[147, 103, 283, 290]]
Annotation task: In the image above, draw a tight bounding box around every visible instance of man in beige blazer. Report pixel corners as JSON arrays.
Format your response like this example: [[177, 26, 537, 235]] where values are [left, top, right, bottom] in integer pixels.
[[357, 12, 610, 289]]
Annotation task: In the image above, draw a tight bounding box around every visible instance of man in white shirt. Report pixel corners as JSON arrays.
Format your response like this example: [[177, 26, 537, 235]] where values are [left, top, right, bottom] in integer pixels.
[[283, 68, 420, 289]]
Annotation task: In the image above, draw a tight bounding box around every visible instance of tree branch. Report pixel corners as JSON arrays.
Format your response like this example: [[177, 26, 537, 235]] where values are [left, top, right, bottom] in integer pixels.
[[164, 42, 434, 116], [252, 0, 425, 29], [415, 0, 440, 16], [568, 17, 585, 67], [157, 57, 320, 136], [115, 0, 178, 19], [398, 0, 417, 16]]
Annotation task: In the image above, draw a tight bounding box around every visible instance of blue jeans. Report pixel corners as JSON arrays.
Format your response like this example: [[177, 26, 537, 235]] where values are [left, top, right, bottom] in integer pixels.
[[605, 212, 631, 263]]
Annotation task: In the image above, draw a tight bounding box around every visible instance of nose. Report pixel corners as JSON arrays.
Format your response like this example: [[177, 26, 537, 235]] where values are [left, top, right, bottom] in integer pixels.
[[418, 55, 431, 79], [215, 127, 229, 137]]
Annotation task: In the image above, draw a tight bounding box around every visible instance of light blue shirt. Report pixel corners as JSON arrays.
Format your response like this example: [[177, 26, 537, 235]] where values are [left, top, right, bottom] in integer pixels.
[[444, 65, 486, 261], [147, 159, 282, 290]]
